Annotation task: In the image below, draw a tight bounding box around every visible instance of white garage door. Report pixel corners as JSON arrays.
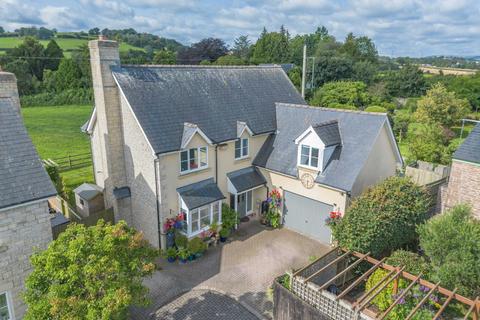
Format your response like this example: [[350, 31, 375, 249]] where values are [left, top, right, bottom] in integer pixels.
[[283, 191, 333, 244]]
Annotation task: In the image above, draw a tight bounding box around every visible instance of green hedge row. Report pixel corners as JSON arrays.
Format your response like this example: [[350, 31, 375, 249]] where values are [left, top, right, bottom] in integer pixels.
[[20, 88, 93, 107]]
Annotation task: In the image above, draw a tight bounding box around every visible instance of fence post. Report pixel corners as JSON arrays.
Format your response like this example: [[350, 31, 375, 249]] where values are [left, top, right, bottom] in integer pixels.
[[68, 155, 72, 169]]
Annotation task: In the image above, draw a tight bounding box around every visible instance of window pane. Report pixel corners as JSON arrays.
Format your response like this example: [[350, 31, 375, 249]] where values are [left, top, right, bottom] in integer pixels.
[[199, 147, 207, 167], [200, 206, 210, 228], [235, 140, 241, 158], [300, 154, 309, 165], [180, 209, 188, 233], [311, 148, 319, 158], [212, 202, 220, 223], [189, 148, 198, 169], [247, 190, 252, 211], [242, 138, 249, 156], [180, 151, 188, 171], [191, 209, 199, 233], [300, 145, 310, 165], [311, 156, 319, 168], [0, 293, 9, 320]]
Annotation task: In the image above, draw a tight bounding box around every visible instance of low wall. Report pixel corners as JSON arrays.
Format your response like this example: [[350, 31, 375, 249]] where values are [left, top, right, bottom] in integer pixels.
[[273, 281, 330, 320]]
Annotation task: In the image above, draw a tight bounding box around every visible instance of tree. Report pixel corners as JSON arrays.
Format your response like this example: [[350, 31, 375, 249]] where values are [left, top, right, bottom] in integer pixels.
[[329, 176, 430, 258], [214, 55, 246, 65], [251, 27, 290, 64], [418, 205, 480, 297], [340, 33, 378, 63], [310, 81, 372, 109], [4, 59, 35, 94], [120, 49, 152, 64], [312, 55, 354, 87], [24, 220, 158, 320], [153, 50, 176, 64], [54, 58, 83, 91], [9, 36, 45, 80], [414, 83, 470, 128], [71, 44, 92, 88], [385, 64, 427, 97], [43, 40, 64, 71], [232, 35, 251, 60], [0, 26, 4, 34], [407, 124, 457, 165], [177, 38, 228, 64], [89, 27, 100, 35]]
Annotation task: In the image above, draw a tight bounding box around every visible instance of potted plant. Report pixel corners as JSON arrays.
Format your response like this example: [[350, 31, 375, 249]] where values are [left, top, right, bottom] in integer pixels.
[[177, 247, 190, 264], [188, 237, 207, 258], [219, 227, 230, 242], [264, 189, 282, 228], [165, 247, 177, 263]]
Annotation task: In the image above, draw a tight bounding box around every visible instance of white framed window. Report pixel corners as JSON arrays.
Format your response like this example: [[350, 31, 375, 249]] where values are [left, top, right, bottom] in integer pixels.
[[180, 146, 208, 173], [235, 138, 249, 159], [299, 144, 320, 169], [180, 200, 222, 237], [0, 292, 13, 320]]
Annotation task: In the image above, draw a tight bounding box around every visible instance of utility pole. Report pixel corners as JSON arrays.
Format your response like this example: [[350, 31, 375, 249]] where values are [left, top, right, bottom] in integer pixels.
[[301, 44, 307, 98], [310, 57, 315, 90]]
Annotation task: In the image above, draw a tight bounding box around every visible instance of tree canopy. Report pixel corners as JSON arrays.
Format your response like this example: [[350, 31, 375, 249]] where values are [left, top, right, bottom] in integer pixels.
[[310, 81, 372, 109], [251, 27, 290, 64], [24, 220, 158, 320]]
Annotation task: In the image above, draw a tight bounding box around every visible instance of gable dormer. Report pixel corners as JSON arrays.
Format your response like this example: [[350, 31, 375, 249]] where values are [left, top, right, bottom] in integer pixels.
[[181, 122, 212, 149], [236, 120, 253, 138], [295, 120, 341, 172]]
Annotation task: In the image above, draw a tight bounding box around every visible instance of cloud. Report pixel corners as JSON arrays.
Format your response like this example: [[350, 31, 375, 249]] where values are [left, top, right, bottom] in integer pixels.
[[1, 0, 479, 56]]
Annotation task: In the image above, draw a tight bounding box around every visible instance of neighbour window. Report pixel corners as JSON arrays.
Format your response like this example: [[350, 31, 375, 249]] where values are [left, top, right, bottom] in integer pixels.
[[235, 138, 249, 159], [299, 144, 320, 168], [180, 146, 208, 173], [0, 292, 12, 320], [79, 199, 84, 206], [181, 201, 222, 236]]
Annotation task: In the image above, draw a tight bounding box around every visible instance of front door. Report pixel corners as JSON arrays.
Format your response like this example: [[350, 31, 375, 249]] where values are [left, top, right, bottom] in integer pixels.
[[236, 190, 252, 217]]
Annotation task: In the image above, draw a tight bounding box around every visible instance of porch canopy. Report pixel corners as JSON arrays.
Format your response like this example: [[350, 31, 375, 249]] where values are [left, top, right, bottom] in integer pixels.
[[227, 166, 267, 194], [177, 178, 225, 210]]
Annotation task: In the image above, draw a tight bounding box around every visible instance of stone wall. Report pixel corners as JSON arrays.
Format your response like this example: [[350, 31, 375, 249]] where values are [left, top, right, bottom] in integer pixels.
[[0, 200, 52, 319], [443, 160, 480, 218]]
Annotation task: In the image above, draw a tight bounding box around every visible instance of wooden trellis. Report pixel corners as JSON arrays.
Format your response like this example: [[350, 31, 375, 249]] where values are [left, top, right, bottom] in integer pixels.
[[291, 247, 479, 320]]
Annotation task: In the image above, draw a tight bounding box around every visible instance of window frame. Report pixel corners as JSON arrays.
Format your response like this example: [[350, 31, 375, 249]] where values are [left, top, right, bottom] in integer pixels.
[[180, 146, 208, 174], [235, 138, 249, 160], [179, 200, 223, 237], [298, 144, 320, 170], [0, 291, 14, 320]]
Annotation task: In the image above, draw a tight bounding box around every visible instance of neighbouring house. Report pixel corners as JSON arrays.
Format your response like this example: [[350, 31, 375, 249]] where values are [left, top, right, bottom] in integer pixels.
[[0, 70, 57, 319], [442, 123, 480, 218], [73, 183, 105, 217], [84, 37, 402, 248]]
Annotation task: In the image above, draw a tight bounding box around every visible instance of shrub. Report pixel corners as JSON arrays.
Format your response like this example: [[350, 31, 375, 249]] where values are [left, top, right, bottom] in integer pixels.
[[330, 176, 430, 258], [221, 203, 238, 230], [187, 237, 207, 255], [219, 227, 230, 238], [20, 88, 93, 107], [174, 232, 188, 249], [418, 204, 480, 297], [386, 250, 430, 275], [365, 106, 387, 113]]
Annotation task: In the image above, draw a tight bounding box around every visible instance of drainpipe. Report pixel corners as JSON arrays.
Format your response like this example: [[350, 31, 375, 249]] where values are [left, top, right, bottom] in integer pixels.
[[154, 156, 163, 249], [215, 145, 218, 183]]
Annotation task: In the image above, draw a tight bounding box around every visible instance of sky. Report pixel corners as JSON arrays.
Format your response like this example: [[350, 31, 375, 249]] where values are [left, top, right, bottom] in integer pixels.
[[0, 0, 479, 57]]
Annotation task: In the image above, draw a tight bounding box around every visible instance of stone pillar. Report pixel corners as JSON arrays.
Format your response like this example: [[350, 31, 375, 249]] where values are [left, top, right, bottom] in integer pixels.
[[0, 67, 21, 112], [88, 37, 130, 223]]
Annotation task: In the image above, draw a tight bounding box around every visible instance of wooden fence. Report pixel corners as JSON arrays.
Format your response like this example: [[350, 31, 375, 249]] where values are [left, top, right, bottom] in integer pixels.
[[43, 152, 92, 171]]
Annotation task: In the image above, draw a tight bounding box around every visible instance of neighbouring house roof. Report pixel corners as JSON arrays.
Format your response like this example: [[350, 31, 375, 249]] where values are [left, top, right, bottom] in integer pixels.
[[81, 107, 96, 134], [254, 103, 399, 192], [111, 65, 305, 154], [227, 166, 267, 193], [0, 98, 57, 210], [453, 123, 480, 164], [113, 186, 131, 200], [177, 178, 225, 210], [73, 183, 103, 201], [259, 63, 295, 73], [312, 120, 342, 147], [50, 212, 69, 228]]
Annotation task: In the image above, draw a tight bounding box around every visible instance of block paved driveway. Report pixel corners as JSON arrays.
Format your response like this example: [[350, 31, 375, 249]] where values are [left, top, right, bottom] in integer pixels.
[[131, 219, 330, 319]]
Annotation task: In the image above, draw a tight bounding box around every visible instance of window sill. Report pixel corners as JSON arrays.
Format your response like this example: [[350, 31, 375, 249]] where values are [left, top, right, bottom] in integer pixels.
[[179, 166, 210, 177], [297, 164, 321, 172], [234, 156, 250, 162], [181, 223, 222, 238]]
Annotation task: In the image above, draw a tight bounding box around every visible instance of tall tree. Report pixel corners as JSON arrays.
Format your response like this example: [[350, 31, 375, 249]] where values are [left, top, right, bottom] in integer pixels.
[[43, 39, 64, 71], [385, 64, 427, 97], [54, 58, 83, 91], [177, 38, 228, 64], [0, 26, 4, 34], [251, 27, 290, 64], [310, 81, 372, 109], [232, 35, 251, 60], [9, 37, 45, 80], [153, 50, 176, 64], [88, 27, 100, 35], [24, 220, 158, 320]]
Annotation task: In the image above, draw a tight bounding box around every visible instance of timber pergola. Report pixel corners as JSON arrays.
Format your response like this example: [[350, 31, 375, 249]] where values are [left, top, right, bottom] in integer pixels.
[[293, 247, 479, 320]]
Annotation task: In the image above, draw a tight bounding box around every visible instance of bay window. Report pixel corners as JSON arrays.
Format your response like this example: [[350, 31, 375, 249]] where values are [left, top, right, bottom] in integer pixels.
[[180, 146, 208, 173], [235, 138, 249, 159], [180, 200, 222, 236]]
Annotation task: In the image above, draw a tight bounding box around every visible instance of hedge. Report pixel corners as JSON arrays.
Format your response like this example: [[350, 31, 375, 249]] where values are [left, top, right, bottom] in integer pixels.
[[20, 88, 93, 107]]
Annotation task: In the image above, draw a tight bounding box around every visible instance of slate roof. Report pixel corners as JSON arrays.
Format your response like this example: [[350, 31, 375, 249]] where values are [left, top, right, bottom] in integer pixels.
[[73, 183, 103, 201], [227, 166, 267, 193], [453, 123, 480, 164], [177, 178, 225, 210], [312, 120, 342, 147], [113, 186, 131, 200], [0, 98, 57, 210], [254, 103, 394, 192], [111, 65, 305, 154]]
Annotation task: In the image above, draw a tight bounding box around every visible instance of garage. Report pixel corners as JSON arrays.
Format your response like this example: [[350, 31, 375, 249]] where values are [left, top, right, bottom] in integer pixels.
[[283, 190, 333, 244]]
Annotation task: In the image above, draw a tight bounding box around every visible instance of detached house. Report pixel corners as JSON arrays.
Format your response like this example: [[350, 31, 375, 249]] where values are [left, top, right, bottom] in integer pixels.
[[0, 70, 57, 319], [85, 37, 402, 248]]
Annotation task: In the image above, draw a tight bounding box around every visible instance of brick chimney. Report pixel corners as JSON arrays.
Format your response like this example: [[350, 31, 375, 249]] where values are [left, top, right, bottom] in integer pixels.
[[88, 38, 130, 222], [0, 66, 21, 112]]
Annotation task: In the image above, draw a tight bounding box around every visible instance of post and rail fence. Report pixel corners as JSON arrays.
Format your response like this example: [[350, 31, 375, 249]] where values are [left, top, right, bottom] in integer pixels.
[[42, 152, 92, 171]]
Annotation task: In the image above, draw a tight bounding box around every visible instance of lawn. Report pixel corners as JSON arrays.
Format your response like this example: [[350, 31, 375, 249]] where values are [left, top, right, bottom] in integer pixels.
[[22, 104, 94, 194], [0, 36, 143, 56]]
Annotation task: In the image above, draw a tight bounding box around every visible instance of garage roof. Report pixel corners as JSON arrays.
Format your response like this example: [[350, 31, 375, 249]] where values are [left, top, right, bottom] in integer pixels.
[[254, 103, 398, 192]]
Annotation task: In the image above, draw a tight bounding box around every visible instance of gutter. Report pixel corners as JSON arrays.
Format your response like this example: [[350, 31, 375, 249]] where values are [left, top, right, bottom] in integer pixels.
[[154, 156, 162, 249]]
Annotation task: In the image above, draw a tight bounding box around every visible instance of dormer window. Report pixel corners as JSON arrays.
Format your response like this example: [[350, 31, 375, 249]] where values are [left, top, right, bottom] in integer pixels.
[[180, 146, 208, 173], [235, 138, 249, 159], [300, 145, 319, 168]]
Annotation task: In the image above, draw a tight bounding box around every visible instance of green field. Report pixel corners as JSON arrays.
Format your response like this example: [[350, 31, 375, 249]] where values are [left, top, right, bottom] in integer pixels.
[[0, 36, 143, 55], [22, 104, 94, 194]]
